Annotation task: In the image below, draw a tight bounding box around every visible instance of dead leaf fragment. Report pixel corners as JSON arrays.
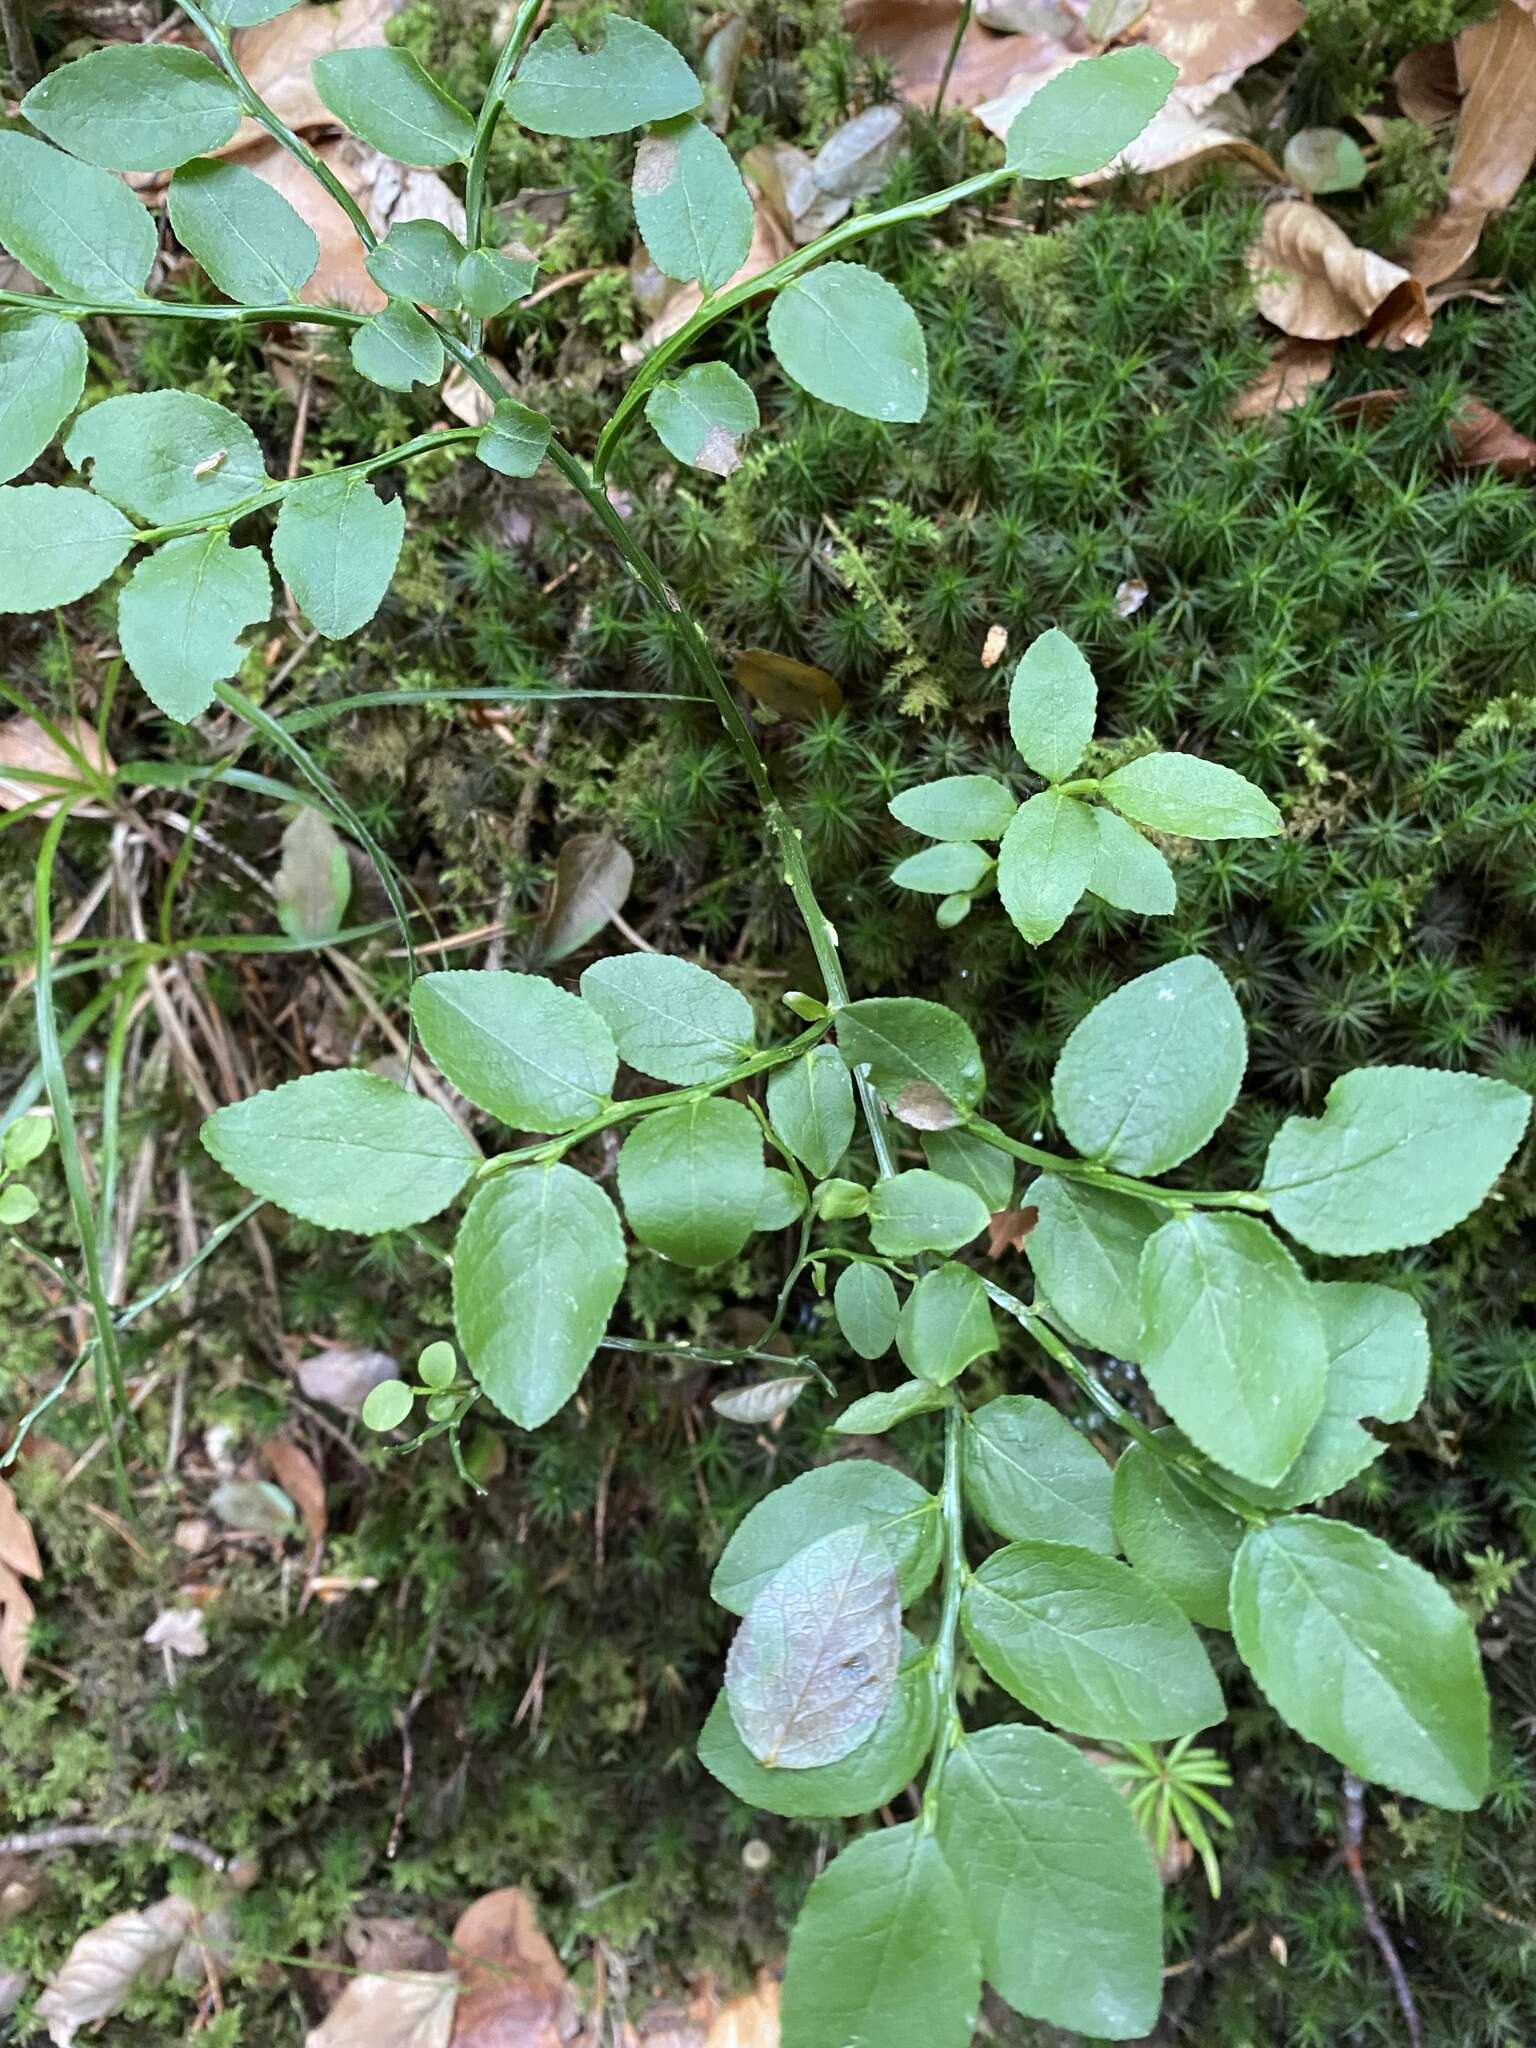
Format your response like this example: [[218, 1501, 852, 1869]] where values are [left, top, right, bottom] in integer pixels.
[[0, 715, 114, 818], [0, 1478, 40, 1692], [0, 1479, 40, 1581], [1231, 337, 1335, 418], [274, 808, 352, 941], [541, 833, 636, 964], [1249, 201, 1424, 342], [449, 1886, 572, 2048], [261, 1436, 328, 1548], [704, 1975, 781, 2048], [980, 623, 1009, 668], [986, 1205, 1038, 1256], [734, 649, 843, 722], [227, 0, 401, 150], [1393, 39, 1460, 125], [845, 0, 1070, 112], [1410, 0, 1536, 284], [144, 1607, 210, 1658], [1113, 577, 1148, 617], [296, 1345, 399, 1414], [35, 1896, 197, 2047], [1333, 387, 1536, 476], [811, 104, 908, 200], [712, 1378, 813, 1425], [307, 1972, 459, 2048], [1139, 0, 1306, 111], [209, 1477, 298, 1538]]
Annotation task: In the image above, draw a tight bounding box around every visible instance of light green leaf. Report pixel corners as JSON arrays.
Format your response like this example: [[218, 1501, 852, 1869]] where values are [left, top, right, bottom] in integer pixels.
[[0, 1185, 40, 1226], [579, 953, 754, 1084], [867, 1170, 989, 1258], [889, 773, 1017, 842], [1112, 1433, 1243, 1630], [0, 134, 157, 301], [756, 1168, 807, 1230], [1026, 1177, 1157, 1359], [725, 1522, 901, 1767], [833, 1261, 900, 1361], [1231, 1516, 1489, 1808], [767, 1044, 854, 1181], [66, 390, 268, 524], [1262, 1065, 1531, 1254], [644, 360, 758, 477], [816, 1177, 870, 1220], [0, 483, 134, 612], [896, 1261, 995, 1384], [169, 157, 319, 305], [1052, 956, 1247, 1174], [2, 1117, 52, 1170], [890, 841, 992, 895], [201, 1070, 477, 1232], [271, 474, 404, 640], [349, 300, 444, 392], [273, 806, 350, 941], [1005, 46, 1178, 177], [457, 246, 538, 319], [919, 1127, 1013, 1212], [711, 1459, 940, 1614], [699, 1635, 935, 1814], [364, 218, 466, 307], [411, 970, 616, 1132], [0, 313, 87, 485], [961, 1394, 1115, 1552], [503, 17, 702, 138], [1008, 627, 1096, 781], [1140, 1212, 1327, 1486], [835, 997, 985, 1125], [205, 0, 301, 21], [782, 1824, 980, 2048], [1087, 805, 1177, 914], [362, 1378, 413, 1431], [997, 789, 1097, 944], [311, 48, 475, 165], [618, 1097, 764, 1266], [118, 532, 270, 723], [935, 1725, 1162, 2040], [22, 45, 239, 171], [1100, 751, 1280, 839], [633, 115, 753, 291], [1285, 126, 1369, 195], [963, 1539, 1223, 1741], [832, 1379, 948, 1434], [452, 1163, 626, 1428], [767, 261, 929, 423], [476, 399, 551, 478]]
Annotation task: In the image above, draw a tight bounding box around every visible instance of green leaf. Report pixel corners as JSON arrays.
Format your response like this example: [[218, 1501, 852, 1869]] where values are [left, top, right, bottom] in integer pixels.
[[0, 134, 157, 301], [1005, 46, 1178, 177], [1008, 627, 1096, 781], [724, 1522, 901, 1767], [767, 1044, 854, 1181], [118, 532, 271, 723], [271, 474, 404, 640], [1026, 1177, 1157, 1359], [699, 1635, 935, 1814], [0, 483, 134, 612], [3, 1117, 52, 1170], [961, 1394, 1115, 1552], [832, 1379, 948, 1434], [782, 1824, 980, 2048], [890, 842, 992, 895], [895, 1262, 995, 1384], [169, 157, 319, 305], [1087, 805, 1177, 914], [418, 1341, 457, 1391], [503, 16, 702, 138], [867, 1170, 989, 1257], [1140, 1212, 1327, 1487], [756, 1167, 807, 1230], [201, 1070, 477, 1232], [0, 313, 87, 485], [22, 45, 239, 171], [205, 0, 302, 21], [835, 997, 985, 1125], [633, 115, 753, 291], [579, 953, 754, 1084], [963, 1540, 1223, 1741], [832, 1261, 900, 1360], [711, 1459, 940, 1614], [349, 300, 444, 392], [997, 789, 1097, 945], [919, 1127, 1013, 1212], [816, 1177, 869, 1220], [1100, 751, 1280, 839], [452, 1163, 627, 1428], [456, 247, 538, 320], [1284, 126, 1370, 195], [1231, 1516, 1489, 1808], [889, 773, 1017, 842], [618, 1097, 764, 1267], [0, 1185, 40, 1226], [66, 390, 268, 525], [1112, 1433, 1243, 1630], [364, 218, 466, 307], [311, 48, 475, 165], [934, 1725, 1162, 2040], [1262, 1065, 1531, 1254], [411, 970, 617, 1132], [767, 262, 928, 423], [476, 399, 551, 478], [644, 360, 758, 477], [1052, 956, 1246, 1174], [273, 807, 350, 940], [361, 1379, 413, 1431]]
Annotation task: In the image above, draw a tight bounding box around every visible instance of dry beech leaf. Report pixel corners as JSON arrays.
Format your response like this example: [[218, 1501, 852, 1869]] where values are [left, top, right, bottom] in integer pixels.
[[712, 1378, 813, 1425], [541, 833, 636, 965], [740, 142, 848, 245], [986, 1205, 1038, 1256], [306, 1972, 459, 2048], [812, 104, 908, 200], [1138, 0, 1306, 112], [261, 1436, 328, 1548], [0, 1564, 35, 1694], [143, 1607, 210, 1658], [0, 1479, 41, 1582], [845, 0, 1077, 111], [0, 715, 114, 818], [704, 1975, 781, 2048], [449, 1886, 571, 2048], [35, 1896, 197, 2047], [734, 649, 843, 722], [297, 1345, 399, 1414], [1333, 388, 1536, 476], [1410, 0, 1536, 285], [1393, 39, 1461, 124], [1232, 337, 1335, 418], [1249, 200, 1428, 343], [225, 0, 401, 152]]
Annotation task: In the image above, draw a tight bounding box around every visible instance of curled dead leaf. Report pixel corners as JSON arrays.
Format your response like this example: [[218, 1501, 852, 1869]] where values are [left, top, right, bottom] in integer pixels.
[[986, 1205, 1038, 1257], [1394, 39, 1461, 124], [1410, 0, 1536, 285], [1248, 201, 1426, 343], [541, 833, 636, 965], [0, 715, 114, 818], [35, 1896, 197, 2047], [449, 1886, 572, 2048], [1231, 338, 1334, 419], [0, 1478, 40, 1582], [845, 0, 1074, 112], [734, 649, 843, 722], [307, 1972, 459, 2048], [712, 1378, 813, 1425]]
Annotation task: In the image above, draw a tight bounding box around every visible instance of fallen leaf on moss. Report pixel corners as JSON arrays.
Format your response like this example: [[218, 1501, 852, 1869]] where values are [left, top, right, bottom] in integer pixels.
[[35, 1896, 197, 2046], [449, 1886, 572, 2048], [541, 833, 636, 964], [1248, 201, 1427, 343], [1113, 577, 1149, 616], [0, 1478, 40, 1692], [274, 808, 352, 942], [1333, 388, 1536, 475], [704, 1974, 781, 2048], [1284, 126, 1368, 194], [844, 0, 1072, 111], [307, 1971, 459, 2048], [0, 714, 113, 818], [261, 1436, 328, 1548], [1410, 0, 1536, 284], [1394, 38, 1460, 123], [1232, 337, 1334, 417], [740, 143, 846, 245], [712, 1379, 812, 1425], [1138, 0, 1305, 110], [296, 1345, 399, 1414], [735, 649, 844, 722]]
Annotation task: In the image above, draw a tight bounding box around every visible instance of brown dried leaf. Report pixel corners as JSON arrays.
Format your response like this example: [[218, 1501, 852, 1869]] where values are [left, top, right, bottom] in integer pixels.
[[307, 1972, 459, 2048], [986, 1205, 1038, 1257], [701, 15, 753, 131], [1232, 337, 1335, 418], [1138, 0, 1306, 111], [0, 715, 114, 818], [346, 1917, 450, 1976], [296, 1345, 399, 1415], [811, 105, 908, 200], [1393, 39, 1460, 122], [844, 0, 1071, 110], [541, 833, 636, 965], [0, 1562, 35, 1694], [34, 1896, 197, 2046], [1248, 200, 1422, 340], [740, 142, 849, 245], [1410, 0, 1536, 284], [449, 1887, 570, 2048], [0, 1478, 41, 1582], [261, 1436, 328, 1548], [1333, 386, 1536, 476], [704, 1977, 781, 2048], [734, 649, 843, 722]]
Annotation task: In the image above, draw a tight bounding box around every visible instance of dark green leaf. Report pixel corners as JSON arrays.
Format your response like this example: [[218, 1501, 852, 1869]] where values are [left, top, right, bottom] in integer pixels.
[[457, 246, 538, 319], [896, 1262, 995, 1384], [832, 1379, 948, 1434], [311, 48, 476, 166], [364, 218, 466, 306], [0, 483, 134, 612], [1100, 751, 1280, 838], [118, 532, 271, 723], [1005, 47, 1178, 177], [411, 970, 617, 1132], [891, 841, 992, 895], [767, 1044, 854, 1181], [919, 1128, 1013, 1212], [349, 300, 444, 391], [503, 17, 702, 138], [711, 1459, 940, 1614], [889, 773, 1017, 842], [272, 475, 404, 639], [832, 1261, 900, 1360], [767, 262, 929, 423], [1008, 626, 1095, 781], [0, 134, 157, 300], [580, 953, 754, 1084], [66, 390, 268, 523], [756, 1168, 807, 1230], [476, 399, 551, 478], [618, 1096, 764, 1266], [0, 313, 87, 485], [997, 790, 1097, 945], [22, 45, 239, 171], [836, 996, 985, 1124], [867, 1170, 989, 1257], [1025, 1177, 1157, 1359], [169, 157, 319, 305], [961, 1394, 1115, 1552], [633, 115, 753, 291], [1112, 1433, 1243, 1630], [1087, 806, 1177, 914], [644, 360, 758, 476]]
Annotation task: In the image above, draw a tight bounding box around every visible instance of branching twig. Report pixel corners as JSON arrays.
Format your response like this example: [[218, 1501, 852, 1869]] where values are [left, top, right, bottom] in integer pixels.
[[1341, 1772, 1422, 2048]]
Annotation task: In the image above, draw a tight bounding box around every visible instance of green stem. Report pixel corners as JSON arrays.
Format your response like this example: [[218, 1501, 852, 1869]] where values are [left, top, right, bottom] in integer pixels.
[[963, 1115, 1270, 1213], [462, 0, 545, 343], [922, 1402, 968, 1824], [932, 0, 972, 116], [0, 288, 363, 329], [599, 1334, 819, 1375]]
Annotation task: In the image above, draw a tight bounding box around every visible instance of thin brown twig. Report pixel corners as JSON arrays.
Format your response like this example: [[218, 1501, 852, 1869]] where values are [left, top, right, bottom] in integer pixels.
[[386, 1615, 442, 1860], [0, 1824, 232, 1874], [1341, 1772, 1422, 2048]]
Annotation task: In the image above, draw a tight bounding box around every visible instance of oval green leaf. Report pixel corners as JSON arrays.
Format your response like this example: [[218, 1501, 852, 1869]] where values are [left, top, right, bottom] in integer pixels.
[[644, 360, 758, 477], [767, 1043, 854, 1181], [1087, 805, 1177, 915], [1005, 46, 1178, 177], [633, 115, 753, 291], [1008, 627, 1096, 782], [618, 1096, 764, 1267], [889, 773, 1017, 842], [711, 1459, 940, 1615], [350, 300, 444, 391], [169, 157, 320, 305], [832, 1261, 900, 1361], [867, 1170, 989, 1258], [767, 262, 929, 423], [835, 996, 985, 1124], [503, 17, 702, 138], [579, 953, 754, 1084], [961, 1394, 1115, 1552], [66, 390, 268, 525], [0, 134, 157, 301], [272, 475, 405, 640], [0, 483, 134, 613], [118, 533, 271, 724], [997, 789, 1097, 945], [1025, 1176, 1158, 1359], [0, 313, 88, 485], [1100, 750, 1280, 839], [1112, 1433, 1244, 1630], [411, 970, 617, 1132], [311, 48, 476, 166], [23, 45, 239, 171], [895, 1261, 995, 1385]]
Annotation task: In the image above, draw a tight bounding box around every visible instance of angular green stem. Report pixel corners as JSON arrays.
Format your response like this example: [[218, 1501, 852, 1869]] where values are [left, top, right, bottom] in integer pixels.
[[963, 1114, 1272, 1213], [0, 289, 362, 329], [921, 1402, 968, 1824]]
